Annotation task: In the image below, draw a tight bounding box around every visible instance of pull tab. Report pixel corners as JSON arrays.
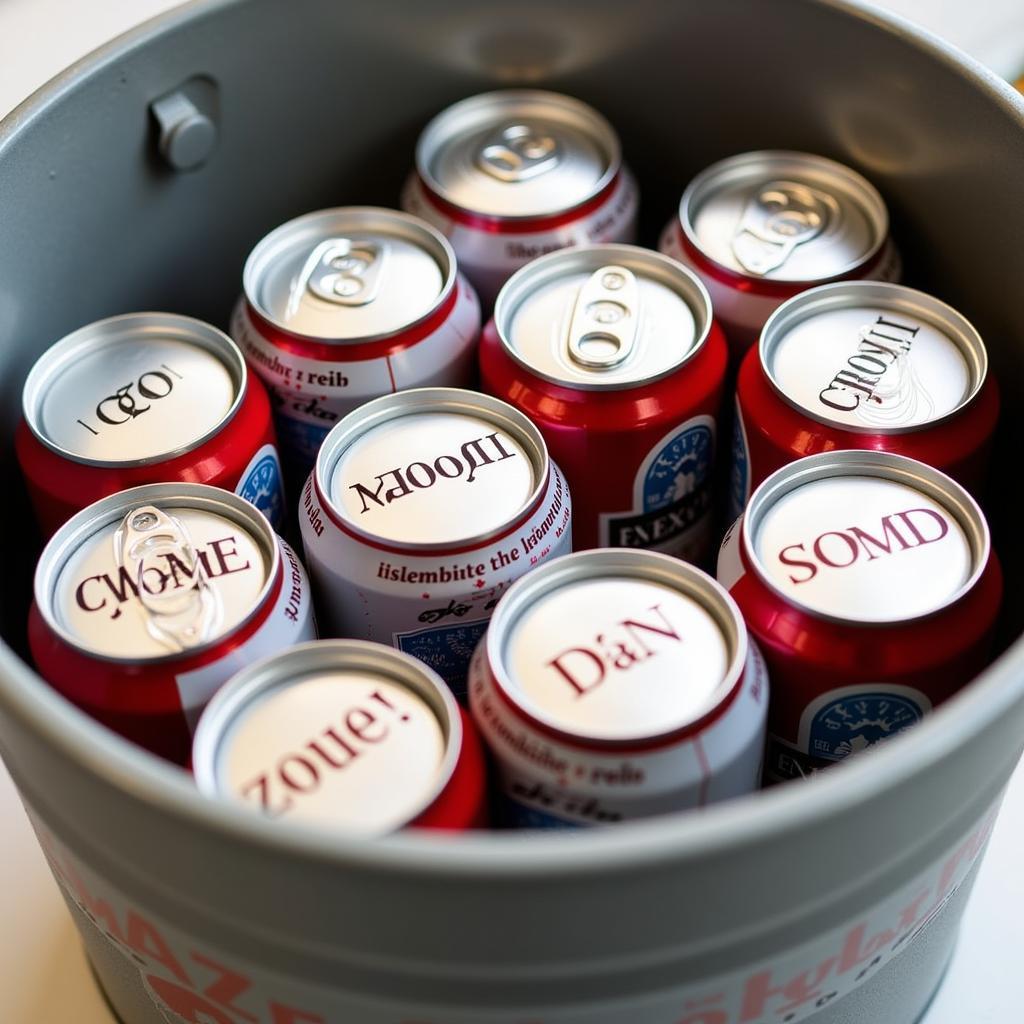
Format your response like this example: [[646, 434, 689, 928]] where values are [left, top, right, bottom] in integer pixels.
[[477, 123, 560, 182], [115, 506, 222, 653], [567, 266, 639, 370], [288, 238, 388, 317], [731, 181, 833, 275]]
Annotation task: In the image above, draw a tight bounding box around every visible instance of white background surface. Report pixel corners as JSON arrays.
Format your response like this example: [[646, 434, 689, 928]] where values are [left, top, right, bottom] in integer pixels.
[[2, 2, 1023, 1022]]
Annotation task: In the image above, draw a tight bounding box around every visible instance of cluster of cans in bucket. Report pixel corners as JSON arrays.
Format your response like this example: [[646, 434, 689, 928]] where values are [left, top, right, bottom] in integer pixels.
[[19, 89, 1002, 835]]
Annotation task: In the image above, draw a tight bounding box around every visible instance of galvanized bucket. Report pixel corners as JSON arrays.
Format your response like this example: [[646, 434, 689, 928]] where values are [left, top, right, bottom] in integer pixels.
[[1, 1, 1022, 1021]]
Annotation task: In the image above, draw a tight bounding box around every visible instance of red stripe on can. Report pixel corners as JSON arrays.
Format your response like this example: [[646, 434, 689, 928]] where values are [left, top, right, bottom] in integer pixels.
[[484, 648, 747, 756], [245, 282, 460, 363], [418, 172, 623, 235], [677, 222, 887, 299], [16, 378, 278, 541], [735, 342, 1000, 501], [411, 707, 489, 830]]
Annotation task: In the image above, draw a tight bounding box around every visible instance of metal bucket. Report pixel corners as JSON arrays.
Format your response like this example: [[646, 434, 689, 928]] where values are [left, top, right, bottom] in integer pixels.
[[1, 1, 1023, 1021]]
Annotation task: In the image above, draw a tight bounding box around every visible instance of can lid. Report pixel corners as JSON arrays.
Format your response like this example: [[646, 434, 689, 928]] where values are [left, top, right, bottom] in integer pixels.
[[742, 451, 990, 625], [487, 550, 746, 745], [22, 314, 245, 467], [192, 641, 460, 836], [416, 90, 620, 219], [243, 207, 455, 341], [681, 151, 888, 283], [317, 388, 547, 549], [494, 245, 711, 390], [760, 282, 987, 434], [35, 484, 278, 662]]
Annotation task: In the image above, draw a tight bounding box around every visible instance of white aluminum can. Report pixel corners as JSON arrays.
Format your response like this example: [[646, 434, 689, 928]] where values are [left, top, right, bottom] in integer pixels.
[[232, 207, 481, 474], [402, 90, 639, 308], [659, 150, 901, 360], [469, 548, 767, 826], [299, 387, 572, 698]]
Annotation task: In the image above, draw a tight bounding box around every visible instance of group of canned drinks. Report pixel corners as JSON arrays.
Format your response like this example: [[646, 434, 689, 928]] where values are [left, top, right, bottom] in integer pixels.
[[19, 90, 1002, 834]]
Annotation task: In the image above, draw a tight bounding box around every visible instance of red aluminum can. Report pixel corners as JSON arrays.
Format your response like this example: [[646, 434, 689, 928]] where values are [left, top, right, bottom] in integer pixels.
[[402, 90, 639, 308], [659, 150, 901, 361], [729, 281, 998, 520], [28, 483, 316, 765], [717, 450, 1002, 785], [192, 640, 487, 833], [231, 207, 481, 476], [480, 244, 727, 564], [17, 313, 284, 537]]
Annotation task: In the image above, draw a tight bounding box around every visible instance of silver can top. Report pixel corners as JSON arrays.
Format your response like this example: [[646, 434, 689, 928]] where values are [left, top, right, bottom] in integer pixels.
[[22, 313, 245, 467], [318, 388, 548, 549], [681, 151, 888, 282], [487, 549, 746, 744], [242, 207, 456, 341], [192, 641, 460, 836], [493, 245, 712, 390], [742, 451, 990, 624], [35, 484, 278, 662], [760, 282, 988, 434], [415, 90, 621, 219]]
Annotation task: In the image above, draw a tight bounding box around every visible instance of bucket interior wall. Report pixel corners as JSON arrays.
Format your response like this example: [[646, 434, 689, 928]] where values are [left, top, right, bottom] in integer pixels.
[[2, 1, 1024, 1023]]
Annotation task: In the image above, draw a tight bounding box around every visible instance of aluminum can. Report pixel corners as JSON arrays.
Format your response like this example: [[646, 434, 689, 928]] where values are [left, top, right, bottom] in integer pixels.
[[729, 281, 999, 520], [402, 90, 639, 308], [192, 640, 487, 833], [231, 207, 481, 474], [28, 483, 316, 765], [299, 387, 572, 699], [469, 548, 767, 827], [659, 150, 901, 360], [480, 244, 727, 564], [16, 313, 285, 537], [717, 450, 1002, 785]]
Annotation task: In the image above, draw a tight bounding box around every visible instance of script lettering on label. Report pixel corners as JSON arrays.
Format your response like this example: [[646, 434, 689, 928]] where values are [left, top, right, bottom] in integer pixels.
[[778, 508, 950, 585], [548, 605, 681, 696], [349, 433, 518, 513]]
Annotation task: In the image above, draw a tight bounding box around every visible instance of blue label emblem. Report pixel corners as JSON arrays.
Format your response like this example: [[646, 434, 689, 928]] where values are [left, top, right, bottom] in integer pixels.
[[396, 619, 490, 701], [809, 691, 926, 762], [642, 422, 713, 513], [604, 418, 714, 551], [237, 448, 285, 529]]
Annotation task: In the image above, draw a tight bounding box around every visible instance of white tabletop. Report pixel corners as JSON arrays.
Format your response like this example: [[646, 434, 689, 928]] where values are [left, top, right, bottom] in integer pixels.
[[2, 3, 1023, 1022]]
